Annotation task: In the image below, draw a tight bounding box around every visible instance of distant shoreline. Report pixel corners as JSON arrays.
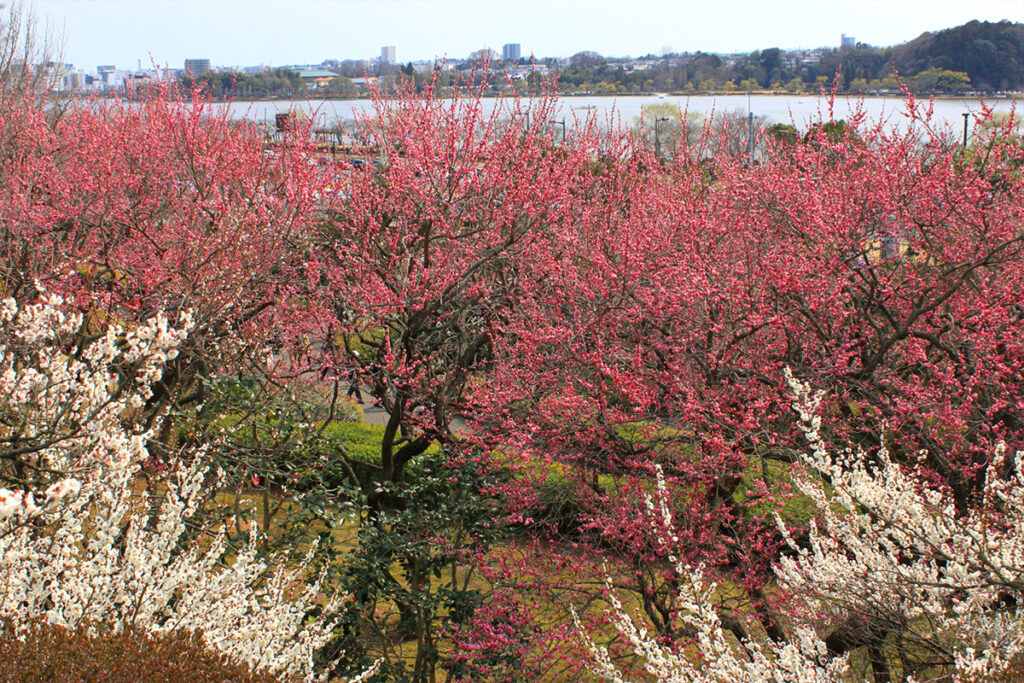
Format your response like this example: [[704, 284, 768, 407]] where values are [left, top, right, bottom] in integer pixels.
[[72, 90, 1022, 104]]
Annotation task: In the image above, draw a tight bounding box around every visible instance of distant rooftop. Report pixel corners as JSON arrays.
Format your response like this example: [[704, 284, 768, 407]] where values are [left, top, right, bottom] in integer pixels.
[[296, 69, 338, 79]]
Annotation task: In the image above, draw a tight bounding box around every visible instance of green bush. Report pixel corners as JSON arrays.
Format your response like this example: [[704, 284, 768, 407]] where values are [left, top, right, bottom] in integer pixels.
[[0, 622, 290, 682], [322, 420, 386, 465], [333, 448, 517, 681]]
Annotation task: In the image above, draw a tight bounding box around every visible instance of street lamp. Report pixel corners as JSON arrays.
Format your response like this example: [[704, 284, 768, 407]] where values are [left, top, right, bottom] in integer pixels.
[[551, 118, 566, 144], [654, 116, 670, 157], [747, 91, 754, 159], [962, 112, 970, 147]]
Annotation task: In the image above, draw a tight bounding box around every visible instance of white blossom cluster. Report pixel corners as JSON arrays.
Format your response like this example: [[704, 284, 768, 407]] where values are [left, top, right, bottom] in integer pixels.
[[0, 448, 350, 679], [0, 291, 191, 511], [0, 294, 376, 682], [575, 464, 848, 683], [577, 570, 847, 683], [778, 367, 1024, 680], [579, 369, 1024, 681]]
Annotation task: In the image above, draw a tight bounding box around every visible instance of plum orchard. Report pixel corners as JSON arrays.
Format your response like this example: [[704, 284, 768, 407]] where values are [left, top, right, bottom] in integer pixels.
[[306, 83, 610, 679], [1, 72, 1023, 681], [475, 103, 1024, 679]]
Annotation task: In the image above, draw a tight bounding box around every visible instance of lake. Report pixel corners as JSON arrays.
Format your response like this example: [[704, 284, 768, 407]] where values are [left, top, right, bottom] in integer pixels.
[[217, 93, 1019, 136]]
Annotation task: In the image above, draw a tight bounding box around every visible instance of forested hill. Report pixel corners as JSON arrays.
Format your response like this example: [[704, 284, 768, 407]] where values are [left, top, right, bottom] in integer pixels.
[[892, 20, 1024, 91], [543, 19, 1024, 95]]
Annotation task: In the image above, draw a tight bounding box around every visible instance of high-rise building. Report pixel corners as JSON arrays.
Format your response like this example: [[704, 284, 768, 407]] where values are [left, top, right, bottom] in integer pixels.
[[840, 34, 856, 50], [502, 43, 521, 62], [381, 46, 396, 64], [184, 58, 211, 75], [97, 65, 116, 85]]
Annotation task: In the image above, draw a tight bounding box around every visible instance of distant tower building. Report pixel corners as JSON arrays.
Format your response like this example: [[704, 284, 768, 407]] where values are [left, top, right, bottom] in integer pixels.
[[62, 71, 84, 91], [381, 46, 396, 64], [184, 58, 211, 75], [502, 43, 521, 62], [840, 34, 856, 50], [97, 65, 116, 85]]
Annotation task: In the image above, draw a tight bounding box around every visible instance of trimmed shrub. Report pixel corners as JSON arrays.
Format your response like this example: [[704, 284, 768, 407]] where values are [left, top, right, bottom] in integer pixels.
[[0, 622, 293, 683]]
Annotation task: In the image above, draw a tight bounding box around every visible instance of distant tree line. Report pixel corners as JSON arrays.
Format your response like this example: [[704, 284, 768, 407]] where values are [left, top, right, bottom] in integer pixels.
[[552, 20, 1022, 95], [174, 20, 1022, 99], [178, 64, 434, 98], [179, 68, 308, 98]]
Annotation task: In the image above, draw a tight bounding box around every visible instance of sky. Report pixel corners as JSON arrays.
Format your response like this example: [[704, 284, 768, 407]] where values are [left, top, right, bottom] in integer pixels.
[[29, 0, 1024, 72]]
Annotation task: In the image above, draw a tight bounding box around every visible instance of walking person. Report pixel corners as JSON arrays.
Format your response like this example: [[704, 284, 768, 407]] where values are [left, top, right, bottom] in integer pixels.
[[347, 350, 363, 403]]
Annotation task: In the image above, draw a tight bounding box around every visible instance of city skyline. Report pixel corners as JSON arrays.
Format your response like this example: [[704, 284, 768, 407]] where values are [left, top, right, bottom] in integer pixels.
[[32, 0, 1024, 72]]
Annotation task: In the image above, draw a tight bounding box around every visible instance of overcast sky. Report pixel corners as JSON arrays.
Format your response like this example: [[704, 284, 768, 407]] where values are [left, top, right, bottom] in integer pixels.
[[31, 0, 1024, 71]]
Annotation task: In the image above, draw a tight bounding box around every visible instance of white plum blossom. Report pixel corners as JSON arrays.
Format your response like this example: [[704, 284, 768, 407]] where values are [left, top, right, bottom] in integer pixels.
[[0, 488, 23, 519], [579, 368, 1024, 682], [776, 368, 1024, 681], [43, 477, 81, 502], [0, 446, 349, 680], [575, 468, 848, 683], [0, 293, 375, 682], [0, 290, 192, 490]]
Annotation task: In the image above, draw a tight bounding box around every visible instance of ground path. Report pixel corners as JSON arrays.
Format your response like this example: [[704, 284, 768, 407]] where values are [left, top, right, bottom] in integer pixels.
[[352, 388, 468, 433]]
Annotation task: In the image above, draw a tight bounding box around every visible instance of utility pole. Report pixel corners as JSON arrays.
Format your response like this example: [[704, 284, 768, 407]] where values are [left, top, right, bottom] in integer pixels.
[[748, 111, 754, 160]]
